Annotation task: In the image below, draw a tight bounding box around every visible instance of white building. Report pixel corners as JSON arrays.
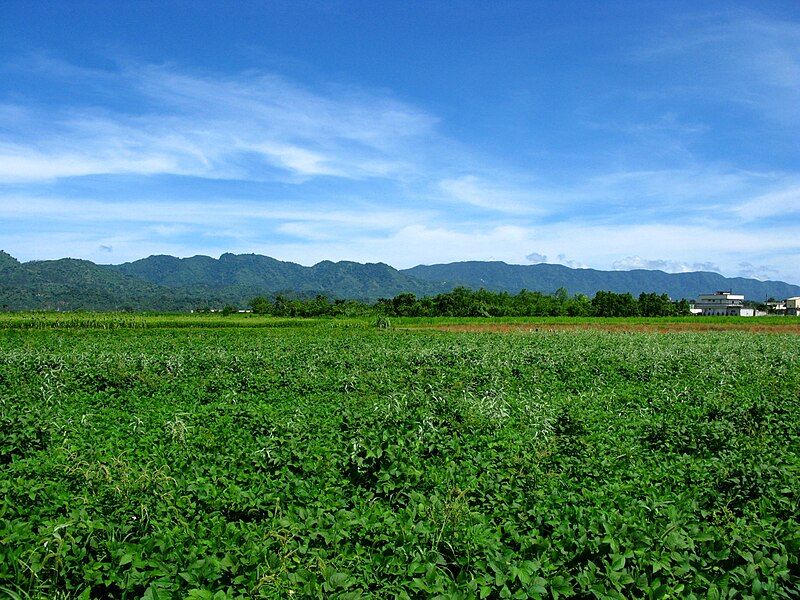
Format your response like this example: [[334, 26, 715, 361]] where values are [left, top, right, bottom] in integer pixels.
[[694, 291, 755, 317], [766, 300, 786, 314], [787, 297, 800, 316]]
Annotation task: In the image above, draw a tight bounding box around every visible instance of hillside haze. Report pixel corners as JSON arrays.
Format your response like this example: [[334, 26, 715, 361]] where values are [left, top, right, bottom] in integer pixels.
[[1, 250, 799, 311]]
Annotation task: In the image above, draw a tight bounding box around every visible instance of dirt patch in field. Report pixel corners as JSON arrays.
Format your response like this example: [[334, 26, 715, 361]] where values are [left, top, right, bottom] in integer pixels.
[[426, 321, 800, 334]]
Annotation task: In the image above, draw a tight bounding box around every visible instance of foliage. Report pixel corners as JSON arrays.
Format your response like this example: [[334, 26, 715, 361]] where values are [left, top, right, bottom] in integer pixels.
[[591, 291, 638, 317], [0, 318, 798, 598], [373, 288, 690, 318], [217, 288, 691, 319], [2, 249, 800, 311], [405, 261, 800, 303]]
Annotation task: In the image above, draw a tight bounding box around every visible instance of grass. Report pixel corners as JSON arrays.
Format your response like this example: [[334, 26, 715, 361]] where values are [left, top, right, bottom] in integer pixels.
[[0, 316, 798, 598]]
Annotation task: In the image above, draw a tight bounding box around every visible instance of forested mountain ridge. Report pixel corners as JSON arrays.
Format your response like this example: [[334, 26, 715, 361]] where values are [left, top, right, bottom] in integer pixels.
[[403, 261, 800, 302], [1, 250, 799, 310], [0, 253, 179, 311], [110, 253, 445, 299]]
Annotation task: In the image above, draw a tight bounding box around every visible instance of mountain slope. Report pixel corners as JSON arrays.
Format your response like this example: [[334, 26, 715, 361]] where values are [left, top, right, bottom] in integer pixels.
[[0, 256, 184, 311], [113, 253, 307, 289], [111, 253, 443, 299], [0, 250, 20, 271], [2, 251, 799, 310], [402, 261, 800, 300]]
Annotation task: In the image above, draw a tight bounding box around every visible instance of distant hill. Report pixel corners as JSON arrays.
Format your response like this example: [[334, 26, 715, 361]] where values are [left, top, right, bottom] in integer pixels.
[[111, 253, 444, 301], [402, 261, 800, 301], [1, 250, 799, 311], [0, 251, 181, 311]]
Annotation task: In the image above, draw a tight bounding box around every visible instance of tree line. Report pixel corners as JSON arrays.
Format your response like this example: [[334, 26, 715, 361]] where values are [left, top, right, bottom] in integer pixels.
[[241, 287, 691, 318]]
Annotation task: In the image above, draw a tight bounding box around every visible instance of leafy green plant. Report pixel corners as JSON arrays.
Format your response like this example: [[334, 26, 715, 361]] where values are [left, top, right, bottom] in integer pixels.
[[0, 318, 798, 597]]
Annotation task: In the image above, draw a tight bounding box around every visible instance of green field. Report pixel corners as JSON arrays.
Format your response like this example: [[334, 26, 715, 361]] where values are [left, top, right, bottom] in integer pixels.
[[1, 316, 799, 598]]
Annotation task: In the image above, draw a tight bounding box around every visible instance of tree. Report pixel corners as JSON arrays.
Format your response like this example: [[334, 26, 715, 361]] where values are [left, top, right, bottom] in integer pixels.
[[638, 292, 673, 317], [308, 294, 331, 316], [273, 294, 290, 316], [674, 299, 691, 316], [566, 293, 592, 316], [592, 291, 639, 317], [391, 293, 417, 316], [248, 296, 271, 314]]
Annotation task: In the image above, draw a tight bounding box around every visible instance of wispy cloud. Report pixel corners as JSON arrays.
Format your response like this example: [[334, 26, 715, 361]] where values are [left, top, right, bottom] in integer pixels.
[[0, 195, 430, 232], [731, 183, 800, 221], [1, 42, 799, 283], [555, 254, 590, 270], [2, 193, 798, 284], [585, 168, 757, 205], [642, 10, 800, 124], [524, 251, 587, 269], [439, 175, 548, 215], [0, 141, 179, 182], [1, 57, 797, 224], [0, 61, 436, 183], [737, 261, 782, 281]]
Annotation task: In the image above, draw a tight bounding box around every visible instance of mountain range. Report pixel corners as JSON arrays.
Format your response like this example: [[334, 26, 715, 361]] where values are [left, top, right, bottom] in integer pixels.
[[1, 250, 799, 311]]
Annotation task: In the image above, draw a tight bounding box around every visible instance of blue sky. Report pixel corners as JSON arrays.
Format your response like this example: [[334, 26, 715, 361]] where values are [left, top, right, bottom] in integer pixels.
[[1, 1, 799, 283]]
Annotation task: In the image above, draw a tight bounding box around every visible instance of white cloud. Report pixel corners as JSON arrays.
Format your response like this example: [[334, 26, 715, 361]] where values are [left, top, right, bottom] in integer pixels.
[[737, 261, 781, 281], [0, 143, 179, 182], [555, 254, 590, 270], [1, 54, 799, 285], [248, 142, 341, 177], [0, 195, 429, 231], [2, 60, 798, 224], [0, 64, 437, 183], [731, 184, 800, 221], [3, 210, 799, 284], [525, 251, 586, 269], [612, 256, 721, 273], [440, 167, 797, 220], [439, 175, 548, 215]]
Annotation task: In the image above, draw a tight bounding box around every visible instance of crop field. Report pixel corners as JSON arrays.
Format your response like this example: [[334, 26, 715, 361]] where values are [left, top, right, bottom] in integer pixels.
[[426, 321, 800, 335], [1, 316, 799, 599]]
